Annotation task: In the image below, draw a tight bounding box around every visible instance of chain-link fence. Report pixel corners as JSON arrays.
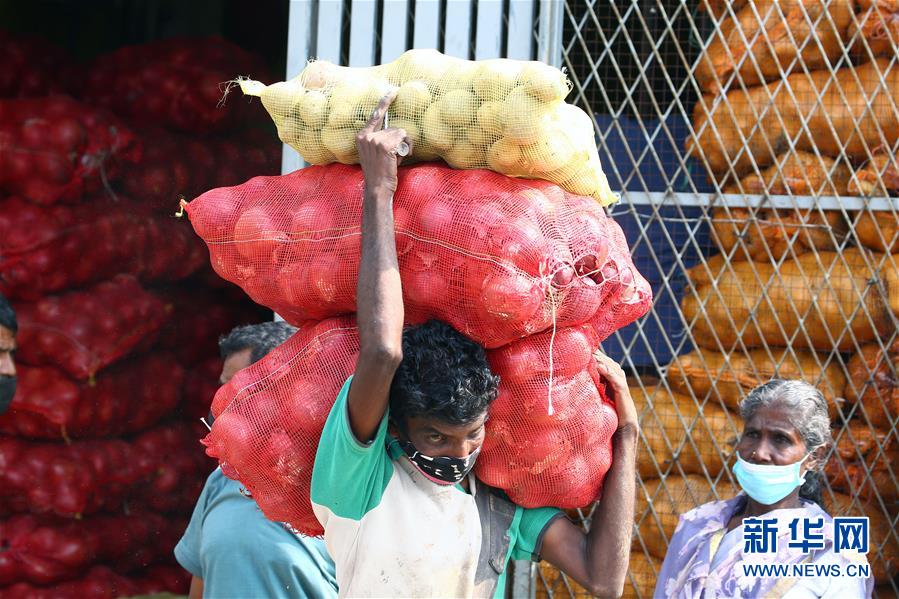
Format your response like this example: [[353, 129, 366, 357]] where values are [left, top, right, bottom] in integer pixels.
[[533, 0, 899, 597]]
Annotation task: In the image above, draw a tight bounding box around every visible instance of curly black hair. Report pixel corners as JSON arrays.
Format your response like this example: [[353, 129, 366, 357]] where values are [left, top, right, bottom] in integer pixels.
[[0, 293, 16, 333], [389, 320, 499, 430], [219, 320, 297, 364]]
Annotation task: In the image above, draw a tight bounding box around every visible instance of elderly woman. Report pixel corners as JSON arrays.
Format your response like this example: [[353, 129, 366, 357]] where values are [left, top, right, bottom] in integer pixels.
[[654, 379, 873, 598]]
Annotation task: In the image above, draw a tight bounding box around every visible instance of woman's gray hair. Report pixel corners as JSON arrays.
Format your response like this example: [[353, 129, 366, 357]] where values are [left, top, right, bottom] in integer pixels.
[[739, 379, 834, 504]]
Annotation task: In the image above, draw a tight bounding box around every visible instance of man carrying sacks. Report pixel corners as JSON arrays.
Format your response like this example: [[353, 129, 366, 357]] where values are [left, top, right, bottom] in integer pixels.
[[310, 94, 639, 598]]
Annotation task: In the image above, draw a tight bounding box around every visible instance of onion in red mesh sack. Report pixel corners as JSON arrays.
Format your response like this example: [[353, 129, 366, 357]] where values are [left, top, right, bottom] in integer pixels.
[[204, 316, 360, 535], [0, 197, 206, 300], [185, 163, 651, 348], [0, 422, 210, 518], [478, 324, 618, 507], [0, 32, 81, 98], [0, 563, 190, 599], [129, 422, 213, 514], [122, 127, 281, 209], [0, 511, 184, 586], [84, 36, 271, 134], [181, 356, 224, 420], [0, 97, 140, 204], [0, 353, 184, 440], [12, 276, 167, 379], [154, 284, 268, 365]]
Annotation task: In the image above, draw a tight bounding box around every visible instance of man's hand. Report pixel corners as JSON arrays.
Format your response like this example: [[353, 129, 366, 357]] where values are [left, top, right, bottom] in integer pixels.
[[593, 350, 638, 435], [356, 91, 413, 195]]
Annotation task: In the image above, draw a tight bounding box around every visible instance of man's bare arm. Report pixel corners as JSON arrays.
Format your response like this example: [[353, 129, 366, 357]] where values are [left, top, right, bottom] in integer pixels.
[[346, 93, 412, 442]]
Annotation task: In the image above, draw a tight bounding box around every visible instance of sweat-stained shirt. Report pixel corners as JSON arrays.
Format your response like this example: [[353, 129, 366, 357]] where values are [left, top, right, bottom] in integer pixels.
[[311, 376, 563, 598]]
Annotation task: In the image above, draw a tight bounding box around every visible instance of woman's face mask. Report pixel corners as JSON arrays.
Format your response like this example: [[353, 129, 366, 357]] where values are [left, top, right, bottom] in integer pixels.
[[732, 449, 820, 505]]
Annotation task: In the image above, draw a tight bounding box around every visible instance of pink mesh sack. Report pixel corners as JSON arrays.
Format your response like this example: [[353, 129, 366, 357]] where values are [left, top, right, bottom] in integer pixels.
[[204, 316, 619, 535], [185, 162, 651, 348], [477, 324, 617, 507]]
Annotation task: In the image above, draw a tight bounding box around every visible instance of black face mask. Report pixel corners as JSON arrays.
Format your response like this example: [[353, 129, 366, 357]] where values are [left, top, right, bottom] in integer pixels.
[[0, 376, 16, 415], [398, 440, 481, 485]]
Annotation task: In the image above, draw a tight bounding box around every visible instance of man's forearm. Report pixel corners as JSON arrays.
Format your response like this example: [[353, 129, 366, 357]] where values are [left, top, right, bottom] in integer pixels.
[[585, 425, 638, 597], [357, 184, 404, 357]]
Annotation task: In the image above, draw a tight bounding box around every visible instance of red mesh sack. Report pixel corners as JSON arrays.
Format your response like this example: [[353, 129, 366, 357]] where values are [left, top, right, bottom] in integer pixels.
[[155, 285, 268, 365], [0, 436, 139, 518], [0, 353, 184, 440], [0, 196, 206, 300], [0, 564, 190, 599], [0, 32, 82, 98], [0, 511, 184, 586], [185, 163, 651, 348], [477, 324, 617, 507], [0, 422, 209, 518], [13, 276, 168, 379], [182, 356, 223, 420], [128, 422, 213, 514], [0, 96, 140, 204], [204, 316, 360, 536], [84, 36, 271, 134], [205, 317, 619, 534], [122, 127, 280, 209]]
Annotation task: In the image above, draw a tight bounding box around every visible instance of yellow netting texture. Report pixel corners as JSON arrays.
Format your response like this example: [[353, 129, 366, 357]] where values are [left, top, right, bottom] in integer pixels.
[[238, 49, 617, 205]]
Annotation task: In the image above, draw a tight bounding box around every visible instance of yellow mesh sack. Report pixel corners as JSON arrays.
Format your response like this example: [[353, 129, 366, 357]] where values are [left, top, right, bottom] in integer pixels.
[[237, 49, 617, 206]]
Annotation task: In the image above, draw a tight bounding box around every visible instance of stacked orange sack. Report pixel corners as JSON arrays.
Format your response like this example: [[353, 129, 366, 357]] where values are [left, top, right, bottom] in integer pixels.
[[184, 52, 650, 536]]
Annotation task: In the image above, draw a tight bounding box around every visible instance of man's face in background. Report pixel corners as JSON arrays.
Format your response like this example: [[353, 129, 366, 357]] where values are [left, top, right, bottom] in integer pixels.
[[0, 324, 17, 414], [220, 347, 253, 385]]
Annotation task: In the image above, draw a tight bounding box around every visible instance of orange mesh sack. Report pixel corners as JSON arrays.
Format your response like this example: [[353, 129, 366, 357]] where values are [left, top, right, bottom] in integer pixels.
[[237, 49, 616, 204], [688, 60, 899, 180], [680, 250, 895, 352], [205, 319, 621, 534], [849, 151, 899, 197], [477, 324, 618, 508], [184, 163, 650, 349], [846, 340, 899, 429], [849, 0, 899, 59], [712, 152, 848, 262], [694, 0, 852, 93]]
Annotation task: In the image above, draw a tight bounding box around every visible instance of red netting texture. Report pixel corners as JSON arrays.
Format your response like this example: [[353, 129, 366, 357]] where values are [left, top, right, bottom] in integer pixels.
[[13, 276, 167, 380], [0, 511, 185, 586], [83, 36, 271, 135], [0, 353, 184, 440], [0, 197, 206, 300], [477, 324, 618, 508], [0, 564, 190, 599], [0, 422, 210, 519], [185, 162, 651, 349], [204, 317, 620, 535], [0, 97, 140, 205]]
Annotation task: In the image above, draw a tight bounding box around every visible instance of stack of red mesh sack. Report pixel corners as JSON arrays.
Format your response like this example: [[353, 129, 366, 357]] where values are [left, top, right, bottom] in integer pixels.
[[83, 36, 272, 135], [186, 161, 651, 536], [0, 32, 276, 596], [0, 32, 82, 98]]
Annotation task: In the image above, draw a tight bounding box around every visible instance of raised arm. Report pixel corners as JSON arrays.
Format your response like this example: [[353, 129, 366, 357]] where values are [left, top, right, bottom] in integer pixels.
[[347, 93, 412, 443], [539, 351, 639, 599]]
